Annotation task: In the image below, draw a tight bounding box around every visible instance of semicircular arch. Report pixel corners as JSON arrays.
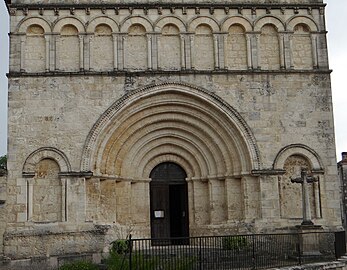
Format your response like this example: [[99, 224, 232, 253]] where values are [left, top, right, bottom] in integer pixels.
[[120, 16, 153, 32], [87, 16, 119, 33], [273, 144, 324, 171], [53, 17, 85, 33], [17, 17, 51, 33], [287, 16, 319, 32], [81, 83, 260, 179], [154, 16, 186, 32], [23, 147, 71, 173], [188, 16, 220, 32], [254, 16, 285, 32], [221, 16, 252, 32]]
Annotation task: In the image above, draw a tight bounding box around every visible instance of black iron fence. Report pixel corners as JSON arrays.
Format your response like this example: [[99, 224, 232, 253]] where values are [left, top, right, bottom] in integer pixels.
[[108, 231, 346, 270]]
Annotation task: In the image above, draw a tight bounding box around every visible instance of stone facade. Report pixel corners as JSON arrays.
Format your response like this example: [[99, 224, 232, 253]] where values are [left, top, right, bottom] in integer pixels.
[[2, 0, 343, 268], [338, 153, 347, 232]]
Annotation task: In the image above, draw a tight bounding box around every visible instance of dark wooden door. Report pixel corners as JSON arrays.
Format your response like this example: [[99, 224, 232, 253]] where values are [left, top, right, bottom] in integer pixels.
[[150, 162, 189, 245]]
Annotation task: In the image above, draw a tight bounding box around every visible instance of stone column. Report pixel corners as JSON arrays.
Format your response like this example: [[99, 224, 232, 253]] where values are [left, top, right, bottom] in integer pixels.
[[119, 34, 125, 70], [246, 33, 252, 70], [20, 35, 26, 72], [180, 34, 186, 70], [223, 33, 228, 69], [255, 33, 261, 69], [314, 181, 321, 219], [146, 34, 152, 70], [189, 34, 195, 69], [278, 33, 285, 69], [112, 33, 118, 70], [26, 178, 34, 221], [89, 35, 94, 71], [219, 34, 226, 69], [54, 34, 60, 71], [61, 178, 67, 222], [187, 179, 195, 226], [311, 33, 318, 69], [44, 34, 50, 72], [213, 34, 219, 69], [79, 35, 84, 71]]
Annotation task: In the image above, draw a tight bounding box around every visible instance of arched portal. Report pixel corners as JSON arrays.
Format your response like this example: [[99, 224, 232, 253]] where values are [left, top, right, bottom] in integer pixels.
[[81, 83, 261, 235], [150, 162, 189, 245]]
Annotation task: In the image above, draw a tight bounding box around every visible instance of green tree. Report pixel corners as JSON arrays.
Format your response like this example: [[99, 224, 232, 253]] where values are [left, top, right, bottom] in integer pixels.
[[0, 155, 7, 171]]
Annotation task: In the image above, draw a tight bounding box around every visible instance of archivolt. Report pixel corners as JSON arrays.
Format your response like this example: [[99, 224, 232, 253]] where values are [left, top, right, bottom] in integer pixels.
[[273, 144, 324, 171], [23, 147, 71, 173], [80, 83, 260, 179]]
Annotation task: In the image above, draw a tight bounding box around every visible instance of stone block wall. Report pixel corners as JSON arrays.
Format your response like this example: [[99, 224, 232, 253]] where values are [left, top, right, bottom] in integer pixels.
[[2, 0, 342, 267]]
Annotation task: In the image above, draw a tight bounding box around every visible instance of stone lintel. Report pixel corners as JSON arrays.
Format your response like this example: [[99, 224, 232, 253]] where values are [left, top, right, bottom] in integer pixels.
[[59, 171, 93, 178]]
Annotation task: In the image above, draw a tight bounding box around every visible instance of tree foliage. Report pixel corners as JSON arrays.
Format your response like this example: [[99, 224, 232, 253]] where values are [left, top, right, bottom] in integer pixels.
[[0, 155, 7, 171]]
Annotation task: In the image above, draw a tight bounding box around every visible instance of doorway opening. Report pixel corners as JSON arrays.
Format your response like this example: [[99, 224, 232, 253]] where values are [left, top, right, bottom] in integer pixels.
[[150, 162, 189, 245]]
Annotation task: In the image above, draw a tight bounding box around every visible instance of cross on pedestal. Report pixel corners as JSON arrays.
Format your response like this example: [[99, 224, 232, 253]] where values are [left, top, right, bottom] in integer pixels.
[[291, 169, 319, 226]]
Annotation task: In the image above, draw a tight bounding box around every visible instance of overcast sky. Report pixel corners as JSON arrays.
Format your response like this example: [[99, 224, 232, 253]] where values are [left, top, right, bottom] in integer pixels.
[[0, 0, 346, 161]]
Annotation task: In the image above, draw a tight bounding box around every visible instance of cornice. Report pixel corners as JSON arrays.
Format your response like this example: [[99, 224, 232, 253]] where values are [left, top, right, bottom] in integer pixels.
[[6, 3, 327, 11], [6, 69, 333, 78]]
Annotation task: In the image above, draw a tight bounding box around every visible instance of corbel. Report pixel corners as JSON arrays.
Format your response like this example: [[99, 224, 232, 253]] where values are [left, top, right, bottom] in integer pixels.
[[209, 7, 214, 15], [224, 7, 230, 15], [22, 8, 28, 16]]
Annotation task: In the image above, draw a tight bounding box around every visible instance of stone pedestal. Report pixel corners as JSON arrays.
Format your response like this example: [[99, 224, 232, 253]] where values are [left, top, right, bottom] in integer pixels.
[[296, 225, 323, 256]]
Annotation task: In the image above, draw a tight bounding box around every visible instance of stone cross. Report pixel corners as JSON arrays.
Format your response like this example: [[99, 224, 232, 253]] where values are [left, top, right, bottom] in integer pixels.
[[291, 169, 319, 226]]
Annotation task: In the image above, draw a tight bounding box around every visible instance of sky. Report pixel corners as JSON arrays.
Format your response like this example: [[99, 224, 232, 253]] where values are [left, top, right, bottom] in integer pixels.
[[0, 0, 346, 161]]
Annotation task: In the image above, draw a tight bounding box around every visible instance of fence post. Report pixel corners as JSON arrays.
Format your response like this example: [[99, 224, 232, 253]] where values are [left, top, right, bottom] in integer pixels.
[[252, 235, 256, 270], [129, 234, 133, 270], [199, 237, 202, 270]]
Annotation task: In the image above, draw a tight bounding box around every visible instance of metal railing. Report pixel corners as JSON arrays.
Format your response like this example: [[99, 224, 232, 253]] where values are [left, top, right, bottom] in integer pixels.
[[108, 231, 345, 270]]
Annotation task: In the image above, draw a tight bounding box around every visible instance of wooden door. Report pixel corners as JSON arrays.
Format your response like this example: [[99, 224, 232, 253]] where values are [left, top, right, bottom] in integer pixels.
[[150, 162, 189, 245]]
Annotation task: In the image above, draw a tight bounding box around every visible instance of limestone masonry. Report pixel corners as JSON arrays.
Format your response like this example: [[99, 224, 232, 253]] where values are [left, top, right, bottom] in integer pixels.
[[1, 0, 342, 268]]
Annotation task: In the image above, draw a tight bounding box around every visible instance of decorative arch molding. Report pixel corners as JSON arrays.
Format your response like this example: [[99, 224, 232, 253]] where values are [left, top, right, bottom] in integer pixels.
[[287, 16, 319, 32], [254, 16, 285, 32], [221, 16, 252, 32], [143, 154, 195, 179], [86, 16, 119, 33], [17, 17, 51, 33], [80, 82, 260, 178], [154, 16, 187, 33], [53, 17, 86, 33], [188, 16, 220, 32], [120, 16, 153, 32], [273, 144, 324, 171], [23, 147, 71, 174]]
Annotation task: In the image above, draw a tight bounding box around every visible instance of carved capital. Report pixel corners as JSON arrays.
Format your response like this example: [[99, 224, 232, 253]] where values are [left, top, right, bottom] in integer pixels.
[[9, 8, 17, 16]]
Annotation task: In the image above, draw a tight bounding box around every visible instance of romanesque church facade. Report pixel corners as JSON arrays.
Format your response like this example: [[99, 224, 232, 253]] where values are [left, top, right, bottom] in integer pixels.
[[1, 0, 342, 267]]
